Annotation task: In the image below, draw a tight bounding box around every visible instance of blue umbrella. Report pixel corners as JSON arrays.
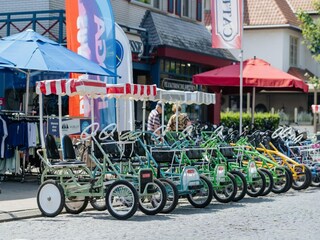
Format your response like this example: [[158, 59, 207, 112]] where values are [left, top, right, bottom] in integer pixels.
[[0, 29, 118, 114], [0, 56, 15, 66]]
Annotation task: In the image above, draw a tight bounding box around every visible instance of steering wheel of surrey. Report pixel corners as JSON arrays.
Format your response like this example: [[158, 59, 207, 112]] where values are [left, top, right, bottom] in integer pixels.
[[179, 125, 194, 140], [271, 127, 283, 139], [80, 122, 100, 141], [119, 131, 142, 141], [99, 123, 117, 140], [293, 133, 304, 144], [151, 125, 167, 141], [280, 127, 294, 140]]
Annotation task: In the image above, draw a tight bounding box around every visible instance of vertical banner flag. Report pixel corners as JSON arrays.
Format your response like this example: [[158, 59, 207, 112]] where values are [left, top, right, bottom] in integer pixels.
[[66, 0, 116, 128], [211, 0, 242, 49], [115, 23, 134, 131]]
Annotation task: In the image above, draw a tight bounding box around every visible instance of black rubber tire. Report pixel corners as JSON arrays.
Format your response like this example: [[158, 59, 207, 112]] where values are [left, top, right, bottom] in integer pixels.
[[271, 167, 291, 194], [291, 165, 312, 190], [246, 169, 266, 197], [106, 180, 138, 220], [187, 175, 213, 208], [230, 170, 247, 202], [139, 179, 167, 215], [212, 172, 237, 203], [310, 165, 320, 187], [65, 196, 89, 214], [259, 168, 274, 196], [159, 178, 179, 214], [302, 166, 312, 189], [90, 196, 107, 211], [37, 180, 65, 217]]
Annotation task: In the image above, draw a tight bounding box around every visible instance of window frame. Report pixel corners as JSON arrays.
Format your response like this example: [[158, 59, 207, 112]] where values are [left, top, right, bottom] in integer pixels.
[[289, 35, 298, 67]]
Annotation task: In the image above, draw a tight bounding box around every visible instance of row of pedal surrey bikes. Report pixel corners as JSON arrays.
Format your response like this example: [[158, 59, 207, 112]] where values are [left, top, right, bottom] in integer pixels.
[[36, 122, 320, 220]]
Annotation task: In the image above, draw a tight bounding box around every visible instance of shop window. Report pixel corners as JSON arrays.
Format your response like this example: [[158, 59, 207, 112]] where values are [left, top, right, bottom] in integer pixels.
[[170, 61, 176, 73], [183, 0, 190, 17], [290, 36, 298, 67], [133, 0, 161, 9], [168, 0, 174, 13], [175, 0, 181, 16], [196, 0, 202, 21], [165, 60, 170, 72]]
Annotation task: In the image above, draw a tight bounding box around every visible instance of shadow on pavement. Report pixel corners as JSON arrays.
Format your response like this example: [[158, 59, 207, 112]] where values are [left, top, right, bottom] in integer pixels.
[[0, 180, 39, 201]]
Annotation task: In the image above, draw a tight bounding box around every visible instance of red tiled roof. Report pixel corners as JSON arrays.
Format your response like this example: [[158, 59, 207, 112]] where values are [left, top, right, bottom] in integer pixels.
[[205, 0, 317, 28], [286, 0, 316, 13], [244, 0, 300, 27], [288, 67, 314, 81]]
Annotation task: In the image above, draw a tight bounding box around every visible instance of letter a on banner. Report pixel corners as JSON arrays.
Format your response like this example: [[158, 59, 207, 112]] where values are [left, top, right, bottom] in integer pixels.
[[211, 0, 242, 49], [65, 0, 117, 128]]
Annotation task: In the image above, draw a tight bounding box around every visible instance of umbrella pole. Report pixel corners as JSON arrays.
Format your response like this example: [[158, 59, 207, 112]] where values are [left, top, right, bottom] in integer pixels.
[[25, 71, 30, 115], [251, 87, 256, 125], [142, 100, 146, 132], [239, 50, 243, 134], [175, 103, 178, 132], [39, 94, 45, 149], [58, 95, 62, 140]]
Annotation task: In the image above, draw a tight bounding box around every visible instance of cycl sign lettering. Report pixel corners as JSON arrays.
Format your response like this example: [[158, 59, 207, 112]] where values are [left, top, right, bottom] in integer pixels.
[[214, 0, 240, 42]]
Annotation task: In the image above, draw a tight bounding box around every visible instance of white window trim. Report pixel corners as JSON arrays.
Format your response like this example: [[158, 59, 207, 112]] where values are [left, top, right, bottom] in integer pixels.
[[290, 36, 298, 67], [131, 0, 161, 10]]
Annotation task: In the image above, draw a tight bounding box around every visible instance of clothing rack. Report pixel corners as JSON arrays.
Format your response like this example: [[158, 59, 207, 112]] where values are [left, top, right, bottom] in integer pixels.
[[0, 111, 43, 183]]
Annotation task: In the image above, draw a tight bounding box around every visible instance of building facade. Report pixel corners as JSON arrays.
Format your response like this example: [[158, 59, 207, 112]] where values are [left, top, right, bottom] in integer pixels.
[[0, 0, 236, 124], [206, 0, 320, 124]]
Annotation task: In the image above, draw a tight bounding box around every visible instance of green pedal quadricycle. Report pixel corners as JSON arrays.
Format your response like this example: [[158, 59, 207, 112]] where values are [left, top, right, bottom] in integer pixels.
[[135, 130, 214, 213], [85, 123, 167, 216], [36, 122, 163, 220]]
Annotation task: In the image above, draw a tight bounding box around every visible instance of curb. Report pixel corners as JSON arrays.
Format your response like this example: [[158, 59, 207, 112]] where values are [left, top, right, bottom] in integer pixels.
[[0, 209, 41, 223]]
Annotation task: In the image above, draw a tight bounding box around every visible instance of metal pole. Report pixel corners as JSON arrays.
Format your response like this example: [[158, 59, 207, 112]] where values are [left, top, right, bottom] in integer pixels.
[[39, 93, 45, 148], [175, 103, 178, 132], [239, 0, 244, 135], [251, 87, 256, 124], [239, 49, 243, 134], [58, 95, 62, 140], [142, 100, 146, 132], [25, 71, 30, 115]]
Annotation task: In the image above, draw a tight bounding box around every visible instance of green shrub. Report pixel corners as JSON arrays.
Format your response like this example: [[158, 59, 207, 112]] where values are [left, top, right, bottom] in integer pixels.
[[220, 112, 280, 130]]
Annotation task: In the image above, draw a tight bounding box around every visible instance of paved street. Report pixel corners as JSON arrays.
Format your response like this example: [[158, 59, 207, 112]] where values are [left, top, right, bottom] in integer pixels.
[[1, 187, 320, 240]]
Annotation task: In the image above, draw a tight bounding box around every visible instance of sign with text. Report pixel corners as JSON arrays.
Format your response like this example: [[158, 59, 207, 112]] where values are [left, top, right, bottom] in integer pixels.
[[211, 0, 242, 49], [48, 118, 91, 137]]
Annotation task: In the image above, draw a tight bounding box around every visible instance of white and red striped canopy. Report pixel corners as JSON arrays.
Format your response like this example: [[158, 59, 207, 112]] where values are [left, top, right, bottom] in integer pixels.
[[36, 79, 157, 99], [107, 83, 157, 100], [36, 79, 107, 96]]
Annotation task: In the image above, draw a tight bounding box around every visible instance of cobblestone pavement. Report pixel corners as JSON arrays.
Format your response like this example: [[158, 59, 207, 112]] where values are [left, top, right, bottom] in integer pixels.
[[0, 188, 319, 240]]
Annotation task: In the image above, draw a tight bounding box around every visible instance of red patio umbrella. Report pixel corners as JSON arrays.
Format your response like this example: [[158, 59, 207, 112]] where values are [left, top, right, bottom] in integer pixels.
[[193, 58, 308, 93], [192, 57, 309, 124]]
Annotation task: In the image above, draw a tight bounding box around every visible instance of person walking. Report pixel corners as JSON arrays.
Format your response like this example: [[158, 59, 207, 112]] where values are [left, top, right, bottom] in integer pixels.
[[166, 104, 191, 131], [147, 101, 162, 135]]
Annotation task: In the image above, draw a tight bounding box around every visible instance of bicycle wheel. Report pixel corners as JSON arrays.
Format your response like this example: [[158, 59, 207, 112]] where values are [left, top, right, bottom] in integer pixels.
[[212, 172, 237, 203], [159, 178, 179, 214], [230, 170, 247, 202], [106, 180, 138, 220], [139, 179, 167, 215], [37, 180, 65, 217], [90, 196, 107, 211], [259, 168, 274, 196], [271, 167, 291, 193], [187, 175, 213, 208], [246, 169, 266, 197], [65, 196, 89, 214], [291, 165, 311, 190]]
